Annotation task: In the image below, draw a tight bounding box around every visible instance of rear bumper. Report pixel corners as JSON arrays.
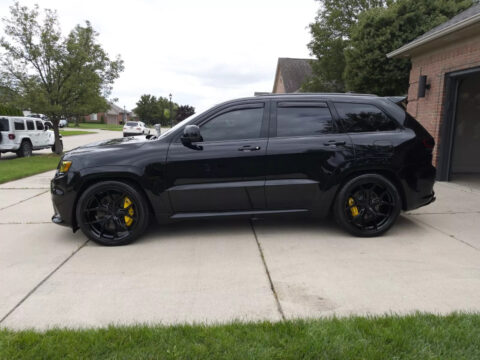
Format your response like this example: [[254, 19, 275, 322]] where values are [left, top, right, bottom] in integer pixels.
[[402, 164, 436, 211]]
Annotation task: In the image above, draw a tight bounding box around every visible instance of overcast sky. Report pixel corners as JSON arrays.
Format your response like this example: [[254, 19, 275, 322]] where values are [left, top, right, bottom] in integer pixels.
[[0, 0, 318, 112]]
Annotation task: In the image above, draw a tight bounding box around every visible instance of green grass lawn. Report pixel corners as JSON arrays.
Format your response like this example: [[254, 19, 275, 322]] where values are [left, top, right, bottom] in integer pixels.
[[1, 314, 479, 359], [59, 130, 94, 136], [0, 154, 60, 184], [67, 123, 123, 131]]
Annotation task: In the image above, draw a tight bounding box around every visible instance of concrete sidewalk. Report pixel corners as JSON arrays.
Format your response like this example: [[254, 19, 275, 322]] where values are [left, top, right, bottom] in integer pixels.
[[0, 172, 479, 330]]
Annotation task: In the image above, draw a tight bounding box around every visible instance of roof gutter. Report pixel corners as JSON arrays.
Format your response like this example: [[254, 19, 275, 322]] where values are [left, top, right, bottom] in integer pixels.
[[387, 11, 480, 58]]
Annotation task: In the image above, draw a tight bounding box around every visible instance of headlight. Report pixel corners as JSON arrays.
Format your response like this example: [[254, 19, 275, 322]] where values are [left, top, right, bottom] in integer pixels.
[[59, 161, 72, 173]]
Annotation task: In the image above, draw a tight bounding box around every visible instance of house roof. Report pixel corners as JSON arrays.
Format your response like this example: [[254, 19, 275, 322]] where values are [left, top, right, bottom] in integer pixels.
[[388, 3, 480, 58], [106, 102, 129, 115], [272, 58, 314, 93]]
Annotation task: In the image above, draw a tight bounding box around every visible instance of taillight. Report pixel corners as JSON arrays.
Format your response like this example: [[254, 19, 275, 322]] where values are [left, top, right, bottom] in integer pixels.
[[422, 138, 435, 150], [8, 134, 15, 140]]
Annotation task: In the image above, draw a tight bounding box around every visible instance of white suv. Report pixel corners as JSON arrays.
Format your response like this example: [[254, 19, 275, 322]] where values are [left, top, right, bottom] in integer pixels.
[[0, 116, 60, 158], [123, 121, 150, 137]]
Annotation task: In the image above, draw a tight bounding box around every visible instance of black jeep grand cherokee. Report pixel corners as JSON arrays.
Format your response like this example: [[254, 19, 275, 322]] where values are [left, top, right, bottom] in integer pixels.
[[51, 94, 435, 245]]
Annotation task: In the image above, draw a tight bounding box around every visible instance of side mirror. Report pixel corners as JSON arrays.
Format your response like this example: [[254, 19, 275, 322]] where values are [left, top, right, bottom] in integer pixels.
[[181, 125, 202, 144]]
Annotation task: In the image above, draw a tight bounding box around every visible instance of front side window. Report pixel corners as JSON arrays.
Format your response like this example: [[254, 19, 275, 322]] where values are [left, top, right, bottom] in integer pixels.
[[334, 102, 398, 132], [35, 120, 44, 130], [276, 106, 334, 137], [14, 120, 25, 130], [200, 107, 264, 142], [26, 120, 35, 130]]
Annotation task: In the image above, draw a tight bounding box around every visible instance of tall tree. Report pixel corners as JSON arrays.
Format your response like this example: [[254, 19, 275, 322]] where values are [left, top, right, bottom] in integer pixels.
[[344, 0, 472, 95], [0, 2, 123, 153], [134, 95, 181, 126], [303, 0, 388, 92], [175, 105, 195, 122]]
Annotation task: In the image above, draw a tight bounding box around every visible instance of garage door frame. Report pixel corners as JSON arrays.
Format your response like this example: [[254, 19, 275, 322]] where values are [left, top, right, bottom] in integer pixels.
[[438, 66, 480, 181]]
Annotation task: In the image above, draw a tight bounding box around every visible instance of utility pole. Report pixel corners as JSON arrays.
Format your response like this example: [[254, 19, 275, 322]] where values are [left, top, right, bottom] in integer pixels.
[[169, 93, 173, 128]]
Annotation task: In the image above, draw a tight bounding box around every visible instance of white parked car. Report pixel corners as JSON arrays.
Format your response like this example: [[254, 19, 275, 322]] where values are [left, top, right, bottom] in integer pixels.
[[123, 121, 150, 137], [59, 119, 68, 128], [0, 116, 62, 158]]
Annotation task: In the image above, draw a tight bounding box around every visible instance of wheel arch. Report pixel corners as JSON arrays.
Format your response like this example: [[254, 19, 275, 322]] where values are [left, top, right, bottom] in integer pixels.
[[71, 171, 156, 230], [333, 168, 407, 211]]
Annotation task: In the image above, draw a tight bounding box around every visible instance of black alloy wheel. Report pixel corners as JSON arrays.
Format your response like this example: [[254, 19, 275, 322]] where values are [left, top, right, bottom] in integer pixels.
[[76, 181, 150, 245], [334, 174, 401, 237]]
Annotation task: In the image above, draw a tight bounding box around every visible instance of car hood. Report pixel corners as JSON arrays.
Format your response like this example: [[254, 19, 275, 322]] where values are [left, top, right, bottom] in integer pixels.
[[67, 136, 150, 155]]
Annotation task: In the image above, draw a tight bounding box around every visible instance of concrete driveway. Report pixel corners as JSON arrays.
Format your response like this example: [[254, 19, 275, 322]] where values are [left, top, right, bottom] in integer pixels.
[[1, 170, 479, 329]]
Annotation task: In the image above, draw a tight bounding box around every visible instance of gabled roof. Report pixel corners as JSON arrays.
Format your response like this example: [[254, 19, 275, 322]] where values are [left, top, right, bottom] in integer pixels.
[[106, 102, 129, 115], [272, 58, 314, 93], [388, 3, 480, 58]]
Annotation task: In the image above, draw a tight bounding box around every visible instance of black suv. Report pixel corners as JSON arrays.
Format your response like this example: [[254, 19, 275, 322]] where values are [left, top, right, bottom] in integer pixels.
[[51, 94, 435, 245]]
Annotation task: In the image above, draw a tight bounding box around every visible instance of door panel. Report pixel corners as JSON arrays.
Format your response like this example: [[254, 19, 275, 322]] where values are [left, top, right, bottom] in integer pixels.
[[265, 134, 353, 210], [265, 102, 354, 210], [165, 103, 268, 213]]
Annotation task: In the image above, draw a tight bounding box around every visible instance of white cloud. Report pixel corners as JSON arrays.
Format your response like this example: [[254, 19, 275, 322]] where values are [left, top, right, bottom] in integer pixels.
[[0, 0, 317, 112]]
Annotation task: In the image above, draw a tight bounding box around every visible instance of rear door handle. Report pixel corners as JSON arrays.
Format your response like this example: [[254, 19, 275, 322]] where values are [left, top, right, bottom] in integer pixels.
[[238, 145, 261, 151], [324, 140, 346, 146]]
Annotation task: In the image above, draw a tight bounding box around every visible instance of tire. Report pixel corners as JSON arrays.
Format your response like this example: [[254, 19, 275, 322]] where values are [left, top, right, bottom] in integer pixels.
[[17, 140, 33, 158], [333, 174, 401, 237], [76, 181, 150, 246]]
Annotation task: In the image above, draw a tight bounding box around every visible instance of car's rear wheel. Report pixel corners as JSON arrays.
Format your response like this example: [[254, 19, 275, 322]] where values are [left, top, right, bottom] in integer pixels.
[[333, 174, 401, 237], [17, 140, 32, 158], [76, 181, 150, 246]]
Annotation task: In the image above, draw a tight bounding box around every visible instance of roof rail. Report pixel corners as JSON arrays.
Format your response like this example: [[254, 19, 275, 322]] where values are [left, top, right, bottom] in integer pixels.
[[256, 92, 378, 97]]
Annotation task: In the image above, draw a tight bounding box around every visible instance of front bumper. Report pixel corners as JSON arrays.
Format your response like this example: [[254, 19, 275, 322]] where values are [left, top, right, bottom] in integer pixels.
[[51, 172, 77, 230]]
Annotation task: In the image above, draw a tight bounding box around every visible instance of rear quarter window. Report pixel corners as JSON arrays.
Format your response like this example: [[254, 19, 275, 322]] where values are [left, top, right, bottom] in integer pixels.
[[0, 118, 9, 131], [334, 102, 399, 132]]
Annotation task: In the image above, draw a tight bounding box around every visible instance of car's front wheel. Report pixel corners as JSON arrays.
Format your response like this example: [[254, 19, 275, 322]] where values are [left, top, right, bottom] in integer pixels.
[[76, 181, 150, 246], [333, 174, 401, 237]]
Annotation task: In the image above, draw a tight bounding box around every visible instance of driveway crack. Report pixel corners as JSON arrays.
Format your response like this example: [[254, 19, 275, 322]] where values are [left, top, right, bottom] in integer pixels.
[[0, 239, 89, 325], [249, 219, 285, 321], [0, 190, 49, 211]]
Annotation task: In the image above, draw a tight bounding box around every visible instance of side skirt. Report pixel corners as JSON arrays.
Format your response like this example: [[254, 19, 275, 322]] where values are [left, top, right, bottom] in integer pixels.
[[170, 209, 309, 219]]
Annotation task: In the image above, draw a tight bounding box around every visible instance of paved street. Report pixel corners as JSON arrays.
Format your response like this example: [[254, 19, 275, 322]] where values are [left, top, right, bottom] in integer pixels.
[[1, 161, 479, 330]]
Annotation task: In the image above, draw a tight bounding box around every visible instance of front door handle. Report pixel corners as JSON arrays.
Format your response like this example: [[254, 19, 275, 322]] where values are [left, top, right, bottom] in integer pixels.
[[324, 140, 346, 146], [238, 145, 261, 152]]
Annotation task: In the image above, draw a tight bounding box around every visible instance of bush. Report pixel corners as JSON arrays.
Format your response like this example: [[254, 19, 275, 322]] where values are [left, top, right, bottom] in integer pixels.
[[0, 104, 23, 116]]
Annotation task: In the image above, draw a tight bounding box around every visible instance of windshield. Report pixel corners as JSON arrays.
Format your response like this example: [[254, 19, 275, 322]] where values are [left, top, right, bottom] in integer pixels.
[[158, 112, 202, 139]]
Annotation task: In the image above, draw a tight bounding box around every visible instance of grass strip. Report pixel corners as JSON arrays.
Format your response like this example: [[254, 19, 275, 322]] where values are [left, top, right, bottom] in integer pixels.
[[0, 154, 60, 184], [1, 313, 479, 359]]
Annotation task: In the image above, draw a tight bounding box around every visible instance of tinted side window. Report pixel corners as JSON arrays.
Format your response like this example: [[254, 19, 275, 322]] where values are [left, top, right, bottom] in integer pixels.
[[334, 103, 398, 132], [26, 120, 35, 130], [200, 107, 263, 142], [0, 118, 9, 131], [35, 120, 44, 130], [14, 120, 25, 130], [277, 106, 333, 137]]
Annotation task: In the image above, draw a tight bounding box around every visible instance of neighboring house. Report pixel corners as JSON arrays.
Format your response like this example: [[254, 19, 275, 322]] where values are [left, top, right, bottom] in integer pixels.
[[272, 58, 314, 93], [388, 3, 480, 181], [84, 103, 138, 125]]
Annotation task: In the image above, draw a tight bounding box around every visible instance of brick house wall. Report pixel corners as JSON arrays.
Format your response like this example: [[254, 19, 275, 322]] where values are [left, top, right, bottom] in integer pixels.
[[406, 34, 480, 165]]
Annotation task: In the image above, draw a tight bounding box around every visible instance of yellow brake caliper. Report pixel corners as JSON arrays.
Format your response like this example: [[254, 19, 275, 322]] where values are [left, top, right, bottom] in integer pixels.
[[348, 197, 359, 217], [123, 197, 134, 227]]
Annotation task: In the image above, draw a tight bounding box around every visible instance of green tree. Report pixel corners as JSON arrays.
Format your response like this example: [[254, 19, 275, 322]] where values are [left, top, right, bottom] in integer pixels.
[[134, 95, 180, 126], [303, 0, 388, 92], [344, 0, 472, 95], [0, 2, 123, 153], [175, 105, 195, 122]]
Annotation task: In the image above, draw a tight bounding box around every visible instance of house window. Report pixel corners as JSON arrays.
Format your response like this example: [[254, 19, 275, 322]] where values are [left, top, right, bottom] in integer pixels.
[[90, 113, 98, 121]]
